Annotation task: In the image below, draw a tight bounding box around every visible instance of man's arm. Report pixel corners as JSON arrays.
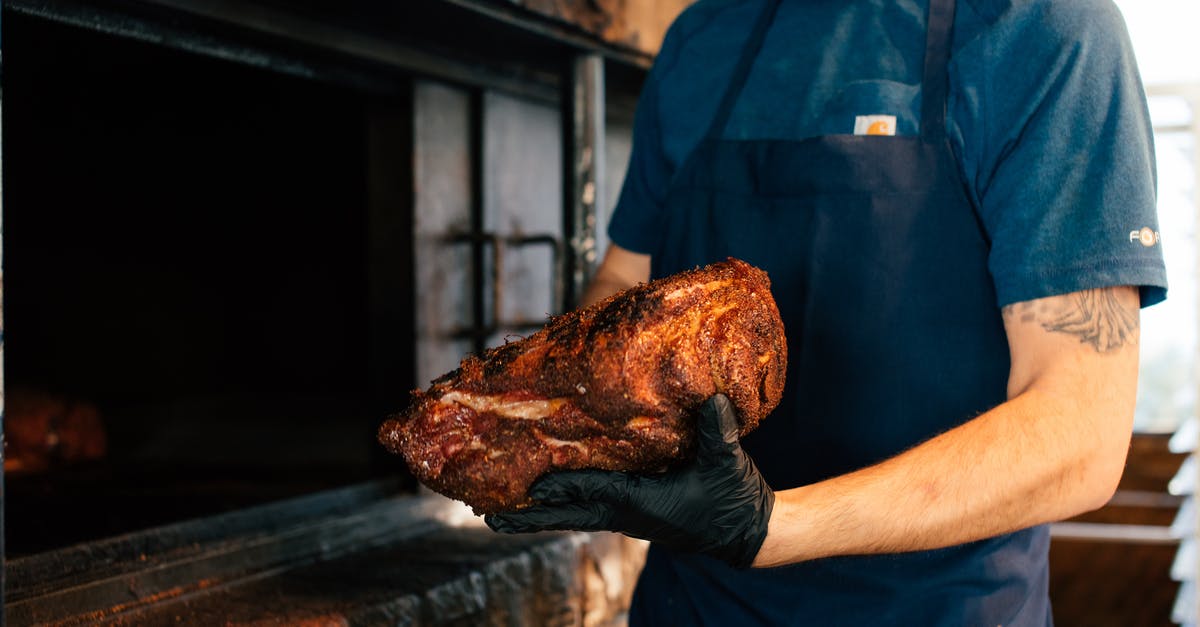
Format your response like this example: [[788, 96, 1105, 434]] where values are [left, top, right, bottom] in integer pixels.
[[754, 285, 1140, 567], [579, 244, 651, 307]]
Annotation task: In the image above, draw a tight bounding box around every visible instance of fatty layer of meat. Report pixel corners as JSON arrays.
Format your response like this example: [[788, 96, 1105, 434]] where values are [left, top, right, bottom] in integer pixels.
[[378, 258, 787, 514]]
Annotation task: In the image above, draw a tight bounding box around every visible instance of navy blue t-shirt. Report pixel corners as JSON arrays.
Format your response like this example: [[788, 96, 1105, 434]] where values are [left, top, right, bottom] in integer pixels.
[[610, 0, 1168, 308], [609, 0, 1168, 625]]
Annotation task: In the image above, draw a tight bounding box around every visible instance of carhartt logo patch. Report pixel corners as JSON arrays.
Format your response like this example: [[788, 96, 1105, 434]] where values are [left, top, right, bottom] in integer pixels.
[[854, 115, 896, 136], [1130, 226, 1161, 247]]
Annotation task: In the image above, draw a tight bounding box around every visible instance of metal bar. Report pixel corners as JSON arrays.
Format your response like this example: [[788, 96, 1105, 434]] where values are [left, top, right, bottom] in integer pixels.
[[440, 234, 491, 344], [564, 53, 606, 309], [1049, 522, 1180, 545], [3, 0, 569, 104], [4, 0, 387, 94], [491, 233, 504, 343], [136, 0, 577, 98], [504, 232, 565, 316], [442, 233, 564, 340], [8, 481, 403, 600], [469, 89, 488, 355], [5, 481, 471, 624], [494, 234, 564, 333]]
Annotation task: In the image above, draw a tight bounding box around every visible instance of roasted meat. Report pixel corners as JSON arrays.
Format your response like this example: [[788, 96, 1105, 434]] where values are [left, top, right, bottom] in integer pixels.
[[378, 258, 787, 513], [5, 386, 107, 475]]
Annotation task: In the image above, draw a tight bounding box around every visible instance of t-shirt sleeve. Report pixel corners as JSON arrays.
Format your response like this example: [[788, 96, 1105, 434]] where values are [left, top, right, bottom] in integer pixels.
[[949, 0, 1167, 308]]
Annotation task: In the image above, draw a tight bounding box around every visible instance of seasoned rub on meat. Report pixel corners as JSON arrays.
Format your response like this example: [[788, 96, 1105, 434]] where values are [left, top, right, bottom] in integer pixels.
[[378, 258, 787, 513]]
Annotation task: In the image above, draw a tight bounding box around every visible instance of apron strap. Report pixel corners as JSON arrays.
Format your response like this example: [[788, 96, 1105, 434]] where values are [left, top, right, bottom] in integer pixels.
[[704, 0, 783, 140], [707, 0, 956, 142], [920, 0, 957, 141]]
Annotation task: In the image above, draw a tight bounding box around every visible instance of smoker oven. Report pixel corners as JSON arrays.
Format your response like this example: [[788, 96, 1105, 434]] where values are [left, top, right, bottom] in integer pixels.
[[1, 0, 651, 622]]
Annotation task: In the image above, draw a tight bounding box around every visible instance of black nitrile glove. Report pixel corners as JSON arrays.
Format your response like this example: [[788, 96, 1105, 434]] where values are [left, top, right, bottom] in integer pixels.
[[485, 394, 774, 569]]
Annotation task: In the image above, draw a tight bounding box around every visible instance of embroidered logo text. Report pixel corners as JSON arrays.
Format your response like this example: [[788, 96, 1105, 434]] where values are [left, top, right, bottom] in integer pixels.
[[1129, 227, 1161, 247]]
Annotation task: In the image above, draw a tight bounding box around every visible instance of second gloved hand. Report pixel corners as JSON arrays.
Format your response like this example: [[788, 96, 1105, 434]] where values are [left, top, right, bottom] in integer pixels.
[[485, 394, 774, 569]]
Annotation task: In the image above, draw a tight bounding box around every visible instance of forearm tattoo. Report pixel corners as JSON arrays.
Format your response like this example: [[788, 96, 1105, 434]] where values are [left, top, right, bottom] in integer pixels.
[[1002, 289, 1139, 353]]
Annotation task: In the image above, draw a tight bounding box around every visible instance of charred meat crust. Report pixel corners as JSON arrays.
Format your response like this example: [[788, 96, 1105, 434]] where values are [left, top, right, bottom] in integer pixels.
[[377, 258, 787, 513]]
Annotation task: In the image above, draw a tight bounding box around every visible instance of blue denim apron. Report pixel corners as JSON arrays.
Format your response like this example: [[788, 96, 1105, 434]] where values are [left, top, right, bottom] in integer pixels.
[[630, 0, 1052, 623]]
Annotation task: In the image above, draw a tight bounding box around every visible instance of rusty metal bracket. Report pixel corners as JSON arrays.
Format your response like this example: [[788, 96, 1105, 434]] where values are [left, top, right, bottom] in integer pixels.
[[563, 53, 605, 309], [441, 231, 564, 349]]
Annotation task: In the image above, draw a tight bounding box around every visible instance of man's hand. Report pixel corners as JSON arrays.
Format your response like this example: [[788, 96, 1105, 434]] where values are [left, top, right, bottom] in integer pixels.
[[485, 395, 774, 569]]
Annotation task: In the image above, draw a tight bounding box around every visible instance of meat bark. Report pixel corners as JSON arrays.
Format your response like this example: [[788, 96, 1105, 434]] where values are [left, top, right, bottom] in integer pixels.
[[378, 258, 787, 514]]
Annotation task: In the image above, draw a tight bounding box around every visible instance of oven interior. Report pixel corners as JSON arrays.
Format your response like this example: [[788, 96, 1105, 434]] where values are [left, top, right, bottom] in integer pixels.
[[4, 13, 409, 557]]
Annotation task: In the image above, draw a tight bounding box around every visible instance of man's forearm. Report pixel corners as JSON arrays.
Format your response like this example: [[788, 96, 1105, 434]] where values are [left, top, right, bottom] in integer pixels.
[[579, 244, 651, 307], [755, 388, 1130, 566], [754, 286, 1140, 567]]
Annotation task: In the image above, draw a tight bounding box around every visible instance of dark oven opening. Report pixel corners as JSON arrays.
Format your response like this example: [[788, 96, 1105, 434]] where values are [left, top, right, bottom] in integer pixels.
[[1, 0, 654, 620], [3, 12, 414, 557]]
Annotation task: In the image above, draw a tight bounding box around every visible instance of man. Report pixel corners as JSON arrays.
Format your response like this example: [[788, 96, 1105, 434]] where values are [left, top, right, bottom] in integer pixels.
[[488, 0, 1168, 623]]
